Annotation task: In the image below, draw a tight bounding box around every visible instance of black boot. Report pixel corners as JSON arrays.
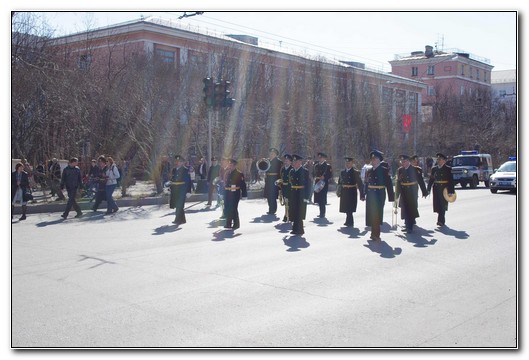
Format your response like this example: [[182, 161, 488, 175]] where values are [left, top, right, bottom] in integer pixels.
[[20, 205, 27, 220]]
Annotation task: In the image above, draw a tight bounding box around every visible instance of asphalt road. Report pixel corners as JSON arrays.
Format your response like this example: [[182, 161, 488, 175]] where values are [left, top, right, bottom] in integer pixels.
[[11, 187, 517, 348]]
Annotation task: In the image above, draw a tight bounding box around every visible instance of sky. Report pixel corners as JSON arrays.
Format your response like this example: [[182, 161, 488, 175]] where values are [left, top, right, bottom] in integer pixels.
[[36, 11, 517, 72]]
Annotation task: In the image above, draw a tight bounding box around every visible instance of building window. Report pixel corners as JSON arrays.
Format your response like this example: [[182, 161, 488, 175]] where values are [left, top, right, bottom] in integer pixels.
[[427, 65, 435, 75], [427, 86, 435, 96], [460, 64, 465, 76], [460, 86, 465, 96], [411, 66, 418, 76], [476, 69, 480, 80], [155, 49, 175, 63], [79, 54, 91, 71]]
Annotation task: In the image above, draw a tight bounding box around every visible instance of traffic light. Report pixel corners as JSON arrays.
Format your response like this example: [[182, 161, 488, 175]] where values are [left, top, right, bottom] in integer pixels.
[[222, 80, 235, 108], [203, 78, 235, 108], [203, 77, 215, 106]]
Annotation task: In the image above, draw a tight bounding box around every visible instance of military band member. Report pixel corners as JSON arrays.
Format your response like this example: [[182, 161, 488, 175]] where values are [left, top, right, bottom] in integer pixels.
[[338, 157, 365, 227], [364, 150, 395, 241], [279, 154, 293, 222], [313, 152, 333, 218], [206, 157, 221, 207], [427, 153, 455, 227], [264, 147, 283, 215], [395, 155, 428, 233], [223, 159, 248, 230], [288, 154, 311, 235], [169, 155, 192, 225]]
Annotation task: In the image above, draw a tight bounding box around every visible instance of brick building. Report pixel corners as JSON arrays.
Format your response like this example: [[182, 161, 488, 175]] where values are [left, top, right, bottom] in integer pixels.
[[50, 16, 426, 162]]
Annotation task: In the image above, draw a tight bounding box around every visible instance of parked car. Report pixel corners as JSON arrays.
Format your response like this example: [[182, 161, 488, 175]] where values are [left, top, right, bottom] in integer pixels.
[[489, 157, 517, 193], [451, 150, 493, 188]]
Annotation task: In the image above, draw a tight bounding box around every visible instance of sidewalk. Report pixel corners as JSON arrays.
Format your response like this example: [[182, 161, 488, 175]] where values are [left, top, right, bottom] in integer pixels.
[[12, 180, 269, 215]]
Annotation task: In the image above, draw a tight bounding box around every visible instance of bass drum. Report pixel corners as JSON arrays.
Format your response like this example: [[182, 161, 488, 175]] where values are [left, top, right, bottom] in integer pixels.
[[313, 179, 326, 193]]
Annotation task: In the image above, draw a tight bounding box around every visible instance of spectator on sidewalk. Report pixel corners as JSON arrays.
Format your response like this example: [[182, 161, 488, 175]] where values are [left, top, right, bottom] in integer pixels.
[[105, 156, 120, 215], [92, 156, 108, 211], [48, 158, 65, 201], [60, 157, 83, 219], [11, 162, 30, 220]]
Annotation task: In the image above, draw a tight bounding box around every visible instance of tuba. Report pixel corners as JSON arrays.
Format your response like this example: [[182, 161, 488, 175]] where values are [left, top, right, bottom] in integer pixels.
[[257, 158, 271, 172]]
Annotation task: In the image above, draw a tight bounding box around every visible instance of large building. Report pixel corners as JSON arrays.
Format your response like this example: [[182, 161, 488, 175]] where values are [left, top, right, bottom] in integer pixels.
[[389, 45, 494, 106], [491, 69, 517, 102], [49, 17, 426, 161]]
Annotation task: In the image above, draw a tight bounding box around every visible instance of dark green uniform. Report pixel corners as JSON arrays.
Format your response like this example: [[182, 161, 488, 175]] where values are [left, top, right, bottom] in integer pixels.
[[427, 164, 455, 226], [365, 164, 395, 239], [264, 157, 283, 214], [338, 167, 365, 226], [395, 165, 427, 231], [224, 168, 247, 229], [169, 166, 192, 225], [313, 160, 332, 217], [288, 166, 311, 235]]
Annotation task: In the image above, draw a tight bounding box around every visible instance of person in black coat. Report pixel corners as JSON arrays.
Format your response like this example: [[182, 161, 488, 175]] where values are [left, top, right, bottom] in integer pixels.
[[91, 156, 108, 212], [206, 157, 221, 207], [313, 152, 333, 218], [427, 153, 455, 226], [288, 154, 311, 235], [395, 155, 428, 233], [364, 150, 395, 241], [60, 157, 83, 219], [223, 159, 247, 230], [169, 155, 192, 226], [338, 157, 365, 227], [11, 162, 30, 220], [263, 147, 283, 215]]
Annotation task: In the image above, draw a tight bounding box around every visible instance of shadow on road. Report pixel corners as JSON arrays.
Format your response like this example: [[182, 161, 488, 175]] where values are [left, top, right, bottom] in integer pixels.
[[35, 218, 66, 227], [435, 226, 469, 240], [251, 214, 279, 223], [363, 239, 402, 258], [274, 222, 291, 233], [212, 229, 242, 242], [337, 226, 367, 239], [395, 226, 438, 248], [152, 224, 181, 235], [283, 235, 310, 252], [310, 217, 334, 227]]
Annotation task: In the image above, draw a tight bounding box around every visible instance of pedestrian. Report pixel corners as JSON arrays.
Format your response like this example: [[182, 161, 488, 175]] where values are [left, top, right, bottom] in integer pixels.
[[288, 154, 311, 235], [34, 161, 47, 189], [337, 157, 365, 227], [313, 152, 333, 218], [48, 158, 65, 200], [264, 147, 283, 215], [188, 161, 196, 193], [197, 157, 208, 180], [250, 156, 259, 184], [394, 155, 428, 233], [223, 158, 247, 230], [91, 156, 108, 211], [169, 155, 192, 225], [364, 150, 395, 241], [11, 162, 30, 220], [104, 156, 120, 215], [60, 157, 83, 219], [279, 154, 293, 222], [427, 153, 455, 227], [206, 157, 220, 207]]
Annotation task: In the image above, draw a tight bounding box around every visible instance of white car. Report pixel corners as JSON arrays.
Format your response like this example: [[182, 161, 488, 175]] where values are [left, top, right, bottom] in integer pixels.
[[489, 159, 516, 193]]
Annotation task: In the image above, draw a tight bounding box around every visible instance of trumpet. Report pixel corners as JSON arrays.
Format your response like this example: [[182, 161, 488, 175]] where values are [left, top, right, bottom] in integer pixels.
[[257, 158, 271, 172], [274, 179, 283, 187]]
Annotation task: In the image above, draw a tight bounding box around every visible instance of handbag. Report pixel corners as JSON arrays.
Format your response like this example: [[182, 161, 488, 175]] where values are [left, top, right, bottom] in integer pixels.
[[23, 193, 34, 201]]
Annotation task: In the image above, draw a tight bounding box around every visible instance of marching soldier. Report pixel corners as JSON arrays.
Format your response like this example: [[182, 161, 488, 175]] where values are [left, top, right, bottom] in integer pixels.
[[364, 150, 395, 241], [279, 154, 293, 222], [313, 152, 333, 218], [223, 159, 247, 230], [264, 147, 283, 215], [394, 155, 428, 233], [288, 154, 311, 235], [427, 153, 455, 227], [169, 155, 192, 225], [338, 157, 365, 227]]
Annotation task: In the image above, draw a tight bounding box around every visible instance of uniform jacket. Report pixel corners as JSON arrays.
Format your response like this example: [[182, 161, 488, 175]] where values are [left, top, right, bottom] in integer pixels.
[[427, 164, 455, 213], [280, 165, 292, 199], [169, 166, 192, 209], [313, 160, 333, 203], [288, 166, 311, 221], [264, 157, 283, 199], [338, 167, 365, 213], [364, 164, 395, 226], [395, 165, 427, 220], [224, 168, 248, 201]]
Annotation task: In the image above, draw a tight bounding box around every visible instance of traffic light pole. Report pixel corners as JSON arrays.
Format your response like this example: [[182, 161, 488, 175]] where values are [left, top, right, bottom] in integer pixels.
[[207, 54, 213, 168]]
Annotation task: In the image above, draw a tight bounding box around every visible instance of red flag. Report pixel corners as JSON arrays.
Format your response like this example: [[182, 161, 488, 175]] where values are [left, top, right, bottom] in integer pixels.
[[402, 114, 412, 133]]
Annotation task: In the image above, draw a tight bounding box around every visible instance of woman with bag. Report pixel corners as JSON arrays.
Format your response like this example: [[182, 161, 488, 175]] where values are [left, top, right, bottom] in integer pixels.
[[11, 162, 30, 220]]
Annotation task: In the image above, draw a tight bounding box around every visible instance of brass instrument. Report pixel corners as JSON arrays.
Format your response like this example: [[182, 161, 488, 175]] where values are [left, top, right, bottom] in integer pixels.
[[212, 176, 221, 186], [257, 158, 271, 172]]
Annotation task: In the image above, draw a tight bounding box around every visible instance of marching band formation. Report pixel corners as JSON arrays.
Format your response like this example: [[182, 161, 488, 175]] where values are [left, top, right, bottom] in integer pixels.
[[166, 148, 456, 241]]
